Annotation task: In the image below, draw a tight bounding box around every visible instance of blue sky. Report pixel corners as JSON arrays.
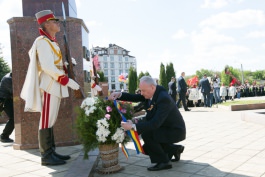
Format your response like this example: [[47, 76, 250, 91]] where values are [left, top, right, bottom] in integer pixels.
[[1, 0, 265, 78]]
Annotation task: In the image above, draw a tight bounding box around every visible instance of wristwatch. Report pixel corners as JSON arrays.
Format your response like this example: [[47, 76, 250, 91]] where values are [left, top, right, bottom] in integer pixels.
[[131, 124, 137, 131]]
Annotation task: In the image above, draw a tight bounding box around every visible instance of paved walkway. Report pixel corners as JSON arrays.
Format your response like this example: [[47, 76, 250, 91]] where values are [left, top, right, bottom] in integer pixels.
[[1, 100, 265, 177]]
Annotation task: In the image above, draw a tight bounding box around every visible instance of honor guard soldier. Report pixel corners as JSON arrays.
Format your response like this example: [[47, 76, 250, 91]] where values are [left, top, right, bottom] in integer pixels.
[[21, 10, 80, 166]]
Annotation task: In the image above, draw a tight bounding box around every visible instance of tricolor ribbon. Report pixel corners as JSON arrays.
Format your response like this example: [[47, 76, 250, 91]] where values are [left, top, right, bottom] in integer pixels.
[[113, 100, 145, 156]]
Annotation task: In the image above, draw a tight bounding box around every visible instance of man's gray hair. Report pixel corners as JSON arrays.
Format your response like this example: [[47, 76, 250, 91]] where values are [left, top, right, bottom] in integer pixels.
[[140, 76, 157, 86]]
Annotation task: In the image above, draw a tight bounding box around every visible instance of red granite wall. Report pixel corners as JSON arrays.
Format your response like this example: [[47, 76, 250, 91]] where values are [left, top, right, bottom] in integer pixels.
[[8, 16, 87, 149]]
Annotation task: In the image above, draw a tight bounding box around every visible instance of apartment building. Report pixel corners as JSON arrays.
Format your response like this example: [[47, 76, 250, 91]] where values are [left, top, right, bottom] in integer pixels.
[[92, 44, 137, 91]]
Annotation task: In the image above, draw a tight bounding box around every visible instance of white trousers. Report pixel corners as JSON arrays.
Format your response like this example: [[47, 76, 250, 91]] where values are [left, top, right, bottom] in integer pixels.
[[39, 91, 61, 130]]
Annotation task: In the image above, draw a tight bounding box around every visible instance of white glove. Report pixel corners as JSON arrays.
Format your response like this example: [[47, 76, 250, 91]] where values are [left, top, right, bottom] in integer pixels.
[[94, 85, 102, 91], [66, 78, 80, 90], [64, 58, 77, 67], [71, 58, 77, 65]]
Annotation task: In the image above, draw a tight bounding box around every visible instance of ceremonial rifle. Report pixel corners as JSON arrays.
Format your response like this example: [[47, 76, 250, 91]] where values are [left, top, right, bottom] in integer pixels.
[[91, 52, 103, 96], [62, 2, 85, 98]]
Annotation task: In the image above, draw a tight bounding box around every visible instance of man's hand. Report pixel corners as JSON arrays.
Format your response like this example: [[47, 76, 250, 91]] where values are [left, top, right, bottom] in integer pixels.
[[108, 92, 122, 100], [66, 78, 79, 90], [121, 121, 133, 131]]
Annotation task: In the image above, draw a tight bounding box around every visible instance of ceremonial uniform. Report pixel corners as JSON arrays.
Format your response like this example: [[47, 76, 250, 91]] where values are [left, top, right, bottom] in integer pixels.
[[21, 10, 79, 166]]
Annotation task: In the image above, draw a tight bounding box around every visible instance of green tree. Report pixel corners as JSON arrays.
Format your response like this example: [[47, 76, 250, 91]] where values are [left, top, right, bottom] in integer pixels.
[[144, 71, 151, 77], [97, 71, 105, 82], [159, 63, 167, 89], [137, 71, 145, 87], [128, 67, 137, 94], [0, 56, 11, 80], [166, 62, 176, 84], [253, 70, 264, 80], [195, 69, 214, 80]]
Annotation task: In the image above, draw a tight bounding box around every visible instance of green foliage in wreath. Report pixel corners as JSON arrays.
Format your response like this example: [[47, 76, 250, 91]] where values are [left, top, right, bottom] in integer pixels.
[[75, 97, 134, 158]]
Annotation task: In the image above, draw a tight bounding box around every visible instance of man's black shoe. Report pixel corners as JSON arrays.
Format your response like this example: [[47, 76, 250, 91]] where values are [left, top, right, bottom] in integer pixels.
[[0, 137, 14, 143], [171, 145, 185, 162], [53, 151, 71, 160], [147, 162, 172, 171], [185, 109, 191, 111]]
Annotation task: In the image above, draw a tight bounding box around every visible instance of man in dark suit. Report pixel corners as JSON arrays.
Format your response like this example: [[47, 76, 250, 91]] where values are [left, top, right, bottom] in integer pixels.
[[109, 76, 186, 171], [199, 74, 211, 107], [176, 72, 190, 111], [168, 77, 177, 103], [0, 72, 14, 143]]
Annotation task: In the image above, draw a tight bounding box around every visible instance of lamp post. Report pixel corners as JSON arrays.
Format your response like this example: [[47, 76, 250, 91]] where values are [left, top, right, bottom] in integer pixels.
[[240, 64, 244, 85]]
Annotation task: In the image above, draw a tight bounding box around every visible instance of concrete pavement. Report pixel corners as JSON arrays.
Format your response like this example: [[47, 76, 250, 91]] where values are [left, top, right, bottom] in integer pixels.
[[1, 101, 265, 177]]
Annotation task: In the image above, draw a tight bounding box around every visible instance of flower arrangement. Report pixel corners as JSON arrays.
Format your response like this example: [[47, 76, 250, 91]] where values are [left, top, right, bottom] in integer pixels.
[[75, 97, 134, 158]]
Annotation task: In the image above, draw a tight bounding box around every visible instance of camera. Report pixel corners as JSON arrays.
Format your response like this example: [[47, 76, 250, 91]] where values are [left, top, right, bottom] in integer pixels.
[[213, 77, 217, 82]]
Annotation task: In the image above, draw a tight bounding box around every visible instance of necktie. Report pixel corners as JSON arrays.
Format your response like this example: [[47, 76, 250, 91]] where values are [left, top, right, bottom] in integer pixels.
[[148, 99, 151, 106]]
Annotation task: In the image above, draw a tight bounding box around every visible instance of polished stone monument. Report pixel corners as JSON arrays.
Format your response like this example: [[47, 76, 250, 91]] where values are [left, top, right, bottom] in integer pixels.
[[8, 0, 89, 149]]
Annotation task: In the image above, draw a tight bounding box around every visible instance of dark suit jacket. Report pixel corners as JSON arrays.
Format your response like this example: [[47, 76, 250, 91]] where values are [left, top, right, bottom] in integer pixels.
[[177, 76, 187, 94], [199, 78, 211, 94], [120, 85, 186, 143]]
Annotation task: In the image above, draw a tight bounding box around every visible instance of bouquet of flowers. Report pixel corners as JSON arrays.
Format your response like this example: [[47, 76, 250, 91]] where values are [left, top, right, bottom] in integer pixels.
[[75, 97, 134, 158]]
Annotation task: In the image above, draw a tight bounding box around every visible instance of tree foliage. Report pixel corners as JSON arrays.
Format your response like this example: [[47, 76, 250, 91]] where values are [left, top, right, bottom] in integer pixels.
[[195, 69, 215, 80], [0, 56, 11, 80], [166, 62, 176, 84], [128, 67, 137, 94], [97, 71, 105, 82], [252, 70, 265, 80], [159, 63, 167, 89]]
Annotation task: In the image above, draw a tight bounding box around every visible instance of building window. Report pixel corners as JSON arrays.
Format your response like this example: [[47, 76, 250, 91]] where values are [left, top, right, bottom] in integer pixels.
[[110, 49, 114, 54], [125, 70, 128, 73], [125, 63, 129, 69], [111, 84, 115, 90], [110, 63, 114, 68], [104, 70, 108, 76], [119, 70, 123, 74], [119, 56, 122, 61], [119, 63, 123, 68], [118, 50, 122, 54], [110, 55, 114, 61], [104, 63, 108, 68], [125, 57, 128, 61], [111, 70, 115, 75], [123, 51, 126, 55], [103, 56, 107, 61], [111, 77, 115, 82]]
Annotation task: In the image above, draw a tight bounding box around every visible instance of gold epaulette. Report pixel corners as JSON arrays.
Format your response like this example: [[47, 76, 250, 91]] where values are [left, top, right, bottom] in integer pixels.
[[42, 38, 62, 65]]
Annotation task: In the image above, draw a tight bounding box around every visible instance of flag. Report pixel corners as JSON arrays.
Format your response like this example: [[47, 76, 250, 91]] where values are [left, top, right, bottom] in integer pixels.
[[121, 144, 129, 159], [113, 100, 145, 155]]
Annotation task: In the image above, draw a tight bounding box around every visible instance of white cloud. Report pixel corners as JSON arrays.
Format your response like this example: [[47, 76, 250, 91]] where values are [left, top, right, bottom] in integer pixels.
[[137, 49, 177, 77], [245, 30, 265, 38], [201, 0, 244, 9], [172, 29, 189, 39], [200, 10, 265, 29], [85, 20, 103, 27], [0, 0, 22, 24], [262, 43, 265, 49], [191, 28, 235, 53]]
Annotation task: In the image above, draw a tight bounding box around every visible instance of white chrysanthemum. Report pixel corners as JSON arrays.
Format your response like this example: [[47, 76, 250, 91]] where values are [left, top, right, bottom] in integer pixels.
[[96, 126, 110, 143], [97, 118, 109, 128], [111, 128, 125, 143], [85, 109, 90, 116]]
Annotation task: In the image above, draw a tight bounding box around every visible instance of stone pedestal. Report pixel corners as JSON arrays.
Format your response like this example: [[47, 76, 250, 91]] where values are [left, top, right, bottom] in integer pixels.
[[8, 16, 88, 149]]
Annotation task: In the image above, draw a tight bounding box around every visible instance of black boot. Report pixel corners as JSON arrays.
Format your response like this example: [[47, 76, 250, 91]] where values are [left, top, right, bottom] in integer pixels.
[[168, 144, 185, 162], [0, 135, 13, 143], [39, 128, 66, 166], [50, 127, 71, 160]]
